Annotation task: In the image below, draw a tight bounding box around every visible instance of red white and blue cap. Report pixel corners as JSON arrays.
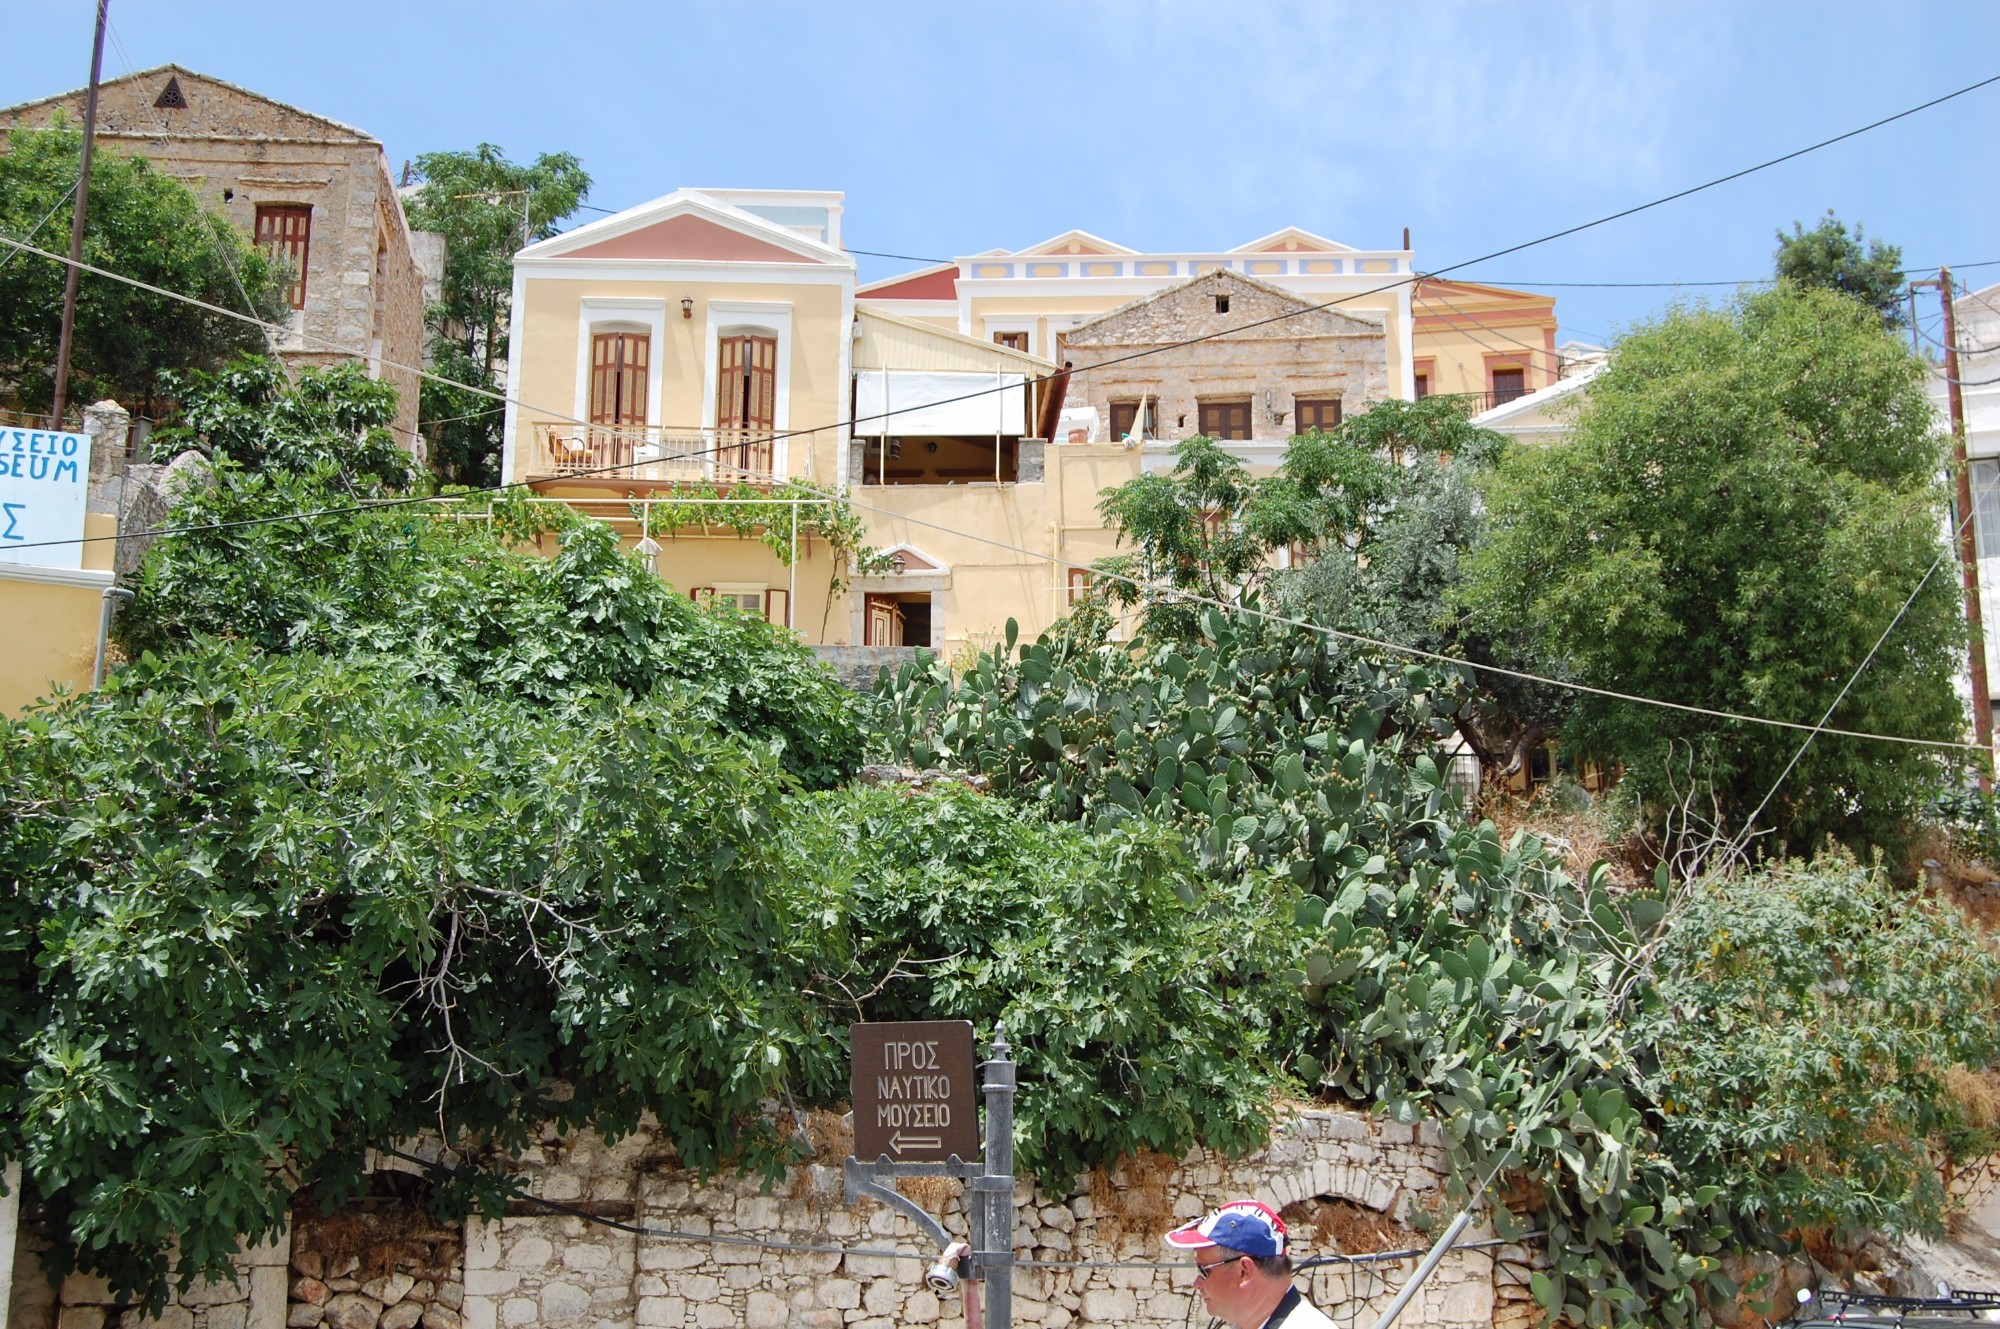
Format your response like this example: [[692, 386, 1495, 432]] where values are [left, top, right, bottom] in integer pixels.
[[1164, 1201, 1288, 1259]]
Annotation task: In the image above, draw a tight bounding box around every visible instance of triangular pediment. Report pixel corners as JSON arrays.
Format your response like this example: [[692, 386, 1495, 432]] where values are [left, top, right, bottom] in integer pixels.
[[1016, 229, 1136, 257], [857, 262, 959, 300], [879, 543, 949, 575], [1231, 227, 1355, 254], [1415, 276, 1553, 307], [0, 65, 376, 142], [1064, 268, 1384, 347], [521, 190, 852, 267]]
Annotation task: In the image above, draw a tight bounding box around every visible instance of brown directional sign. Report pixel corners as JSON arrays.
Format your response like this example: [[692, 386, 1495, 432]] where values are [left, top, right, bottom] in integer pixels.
[[849, 1020, 979, 1163]]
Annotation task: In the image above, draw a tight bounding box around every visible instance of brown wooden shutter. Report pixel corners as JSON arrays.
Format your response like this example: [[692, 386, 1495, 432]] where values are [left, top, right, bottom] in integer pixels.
[[748, 335, 776, 430], [764, 588, 791, 628], [1198, 399, 1251, 440], [715, 335, 747, 428], [589, 333, 648, 426], [254, 204, 312, 309], [1295, 397, 1342, 432]]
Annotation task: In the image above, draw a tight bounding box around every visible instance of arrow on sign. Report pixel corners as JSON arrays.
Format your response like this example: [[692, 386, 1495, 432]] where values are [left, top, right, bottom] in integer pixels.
[[889, 1133, 941, 1154]]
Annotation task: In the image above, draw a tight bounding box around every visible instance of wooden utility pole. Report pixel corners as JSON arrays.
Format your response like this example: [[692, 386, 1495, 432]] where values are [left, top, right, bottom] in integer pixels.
[[50, 0, 110, 427], [1930, 267, 1994, 786]]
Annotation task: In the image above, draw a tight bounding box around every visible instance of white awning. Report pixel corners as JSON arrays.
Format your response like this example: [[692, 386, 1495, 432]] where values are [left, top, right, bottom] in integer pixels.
[[854, 370, 1026, 437]]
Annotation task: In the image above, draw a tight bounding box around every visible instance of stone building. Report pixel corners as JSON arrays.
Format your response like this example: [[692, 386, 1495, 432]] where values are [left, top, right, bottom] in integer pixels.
[[1057, 268, 1390, 461], [0, 65, 434, 448]]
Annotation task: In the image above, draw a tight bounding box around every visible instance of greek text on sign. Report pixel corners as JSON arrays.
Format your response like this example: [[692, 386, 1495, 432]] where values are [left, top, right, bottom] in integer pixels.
[[0, 429, 92, 571], [849, 1020, 978, 1163]]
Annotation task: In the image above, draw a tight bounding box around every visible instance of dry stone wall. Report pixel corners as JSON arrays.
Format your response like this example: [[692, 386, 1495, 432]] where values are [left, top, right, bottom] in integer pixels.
[[13, 1106, 1546, 1329], [462, 1106, 1539, 1329]]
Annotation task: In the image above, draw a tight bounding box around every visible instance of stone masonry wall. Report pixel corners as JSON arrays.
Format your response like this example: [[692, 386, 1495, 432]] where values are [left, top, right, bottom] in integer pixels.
[[15, 1106, 1545, 1329], [0, 68, 427, 448], [462, 1106, 1539, 1329], [1060, 270, 1391, 445]]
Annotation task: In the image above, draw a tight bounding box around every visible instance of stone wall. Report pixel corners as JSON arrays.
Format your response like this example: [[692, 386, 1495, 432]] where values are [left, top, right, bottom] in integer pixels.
[[13, 1106, 1545, 1329], [1060, 269, 1391, 447], [460, 1106, 1537, 1329], [0, 66, 427, 449]]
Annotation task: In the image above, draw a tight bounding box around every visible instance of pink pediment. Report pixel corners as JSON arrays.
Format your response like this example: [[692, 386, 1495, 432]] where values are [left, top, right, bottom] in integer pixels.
[[564, 213, 821, 263]]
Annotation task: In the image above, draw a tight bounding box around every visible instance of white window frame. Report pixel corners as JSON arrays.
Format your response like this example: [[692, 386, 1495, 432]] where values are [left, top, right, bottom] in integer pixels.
[[573, 298, 667, 430], [711, 582, 768, 615], [983, 316, 1037, 356], [702, 300, 794, 476]]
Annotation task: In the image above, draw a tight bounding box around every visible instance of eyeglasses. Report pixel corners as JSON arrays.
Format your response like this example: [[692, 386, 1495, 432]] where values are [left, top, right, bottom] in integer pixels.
[[1194, 1255, 1240, 1284]]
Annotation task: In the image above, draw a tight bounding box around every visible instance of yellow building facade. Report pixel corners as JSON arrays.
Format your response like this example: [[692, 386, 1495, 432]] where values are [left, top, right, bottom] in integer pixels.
[[501, 193, 1562, 657]]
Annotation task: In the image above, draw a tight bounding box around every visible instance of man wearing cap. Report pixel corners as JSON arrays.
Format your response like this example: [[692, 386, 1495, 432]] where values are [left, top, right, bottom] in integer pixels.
[[1165, 1201, 1336, 1329]]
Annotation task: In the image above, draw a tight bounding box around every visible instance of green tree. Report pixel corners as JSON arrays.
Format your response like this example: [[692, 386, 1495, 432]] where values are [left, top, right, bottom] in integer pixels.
[[1775, 210, 1907, 329], [0, 644, 837, 1303], [149, 354, 413, 490], [402, 146, 592, 486], [1462, 285, 1963, 855], [0, 123, 286, 418]]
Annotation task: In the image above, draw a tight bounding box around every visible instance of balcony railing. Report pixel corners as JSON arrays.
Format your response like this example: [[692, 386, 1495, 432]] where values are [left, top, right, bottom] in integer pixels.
[[529, 423, 776, 485], [1422, 387, 1534, 413]]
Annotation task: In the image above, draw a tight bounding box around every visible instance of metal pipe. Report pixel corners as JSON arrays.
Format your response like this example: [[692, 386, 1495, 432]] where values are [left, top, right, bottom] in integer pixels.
[[91, 586, 132, 690], [1364, 1205, 1476, 1329], [979, 1029, 1016, 1329]]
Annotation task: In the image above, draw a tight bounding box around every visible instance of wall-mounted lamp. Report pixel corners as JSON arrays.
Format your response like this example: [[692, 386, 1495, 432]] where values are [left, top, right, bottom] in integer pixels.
[[891, 551, 907, 573], [681, 297, 694, 320]]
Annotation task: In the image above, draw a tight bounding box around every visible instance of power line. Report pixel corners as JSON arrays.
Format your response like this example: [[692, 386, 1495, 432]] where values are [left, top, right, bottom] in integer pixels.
[[9, 66, 1996, 512], [1478, 256, 2000, 290], [830, 489, 1986, 754], [1, 76, 1992, 753]]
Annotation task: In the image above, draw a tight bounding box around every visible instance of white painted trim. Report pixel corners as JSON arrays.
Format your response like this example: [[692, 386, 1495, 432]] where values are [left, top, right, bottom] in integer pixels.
[[500, 267, 527, 481], [519, 188, 852, 267], [0, 561, 114, 588], [703, 300, 795, 476], [573, 298, 669, 429], [515, 258, 852, 286], [835, 288, 854, 486], [1396, 283, 1416, 400]]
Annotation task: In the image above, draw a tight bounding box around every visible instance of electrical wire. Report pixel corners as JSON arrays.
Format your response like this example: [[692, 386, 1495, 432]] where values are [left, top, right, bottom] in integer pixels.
[[1732, 462, 1990, 851], [828, 486, 1990, 754], [2, 76, 1994, 752], [2, 229, 1987, 753], [9, 67, 1997, 524]]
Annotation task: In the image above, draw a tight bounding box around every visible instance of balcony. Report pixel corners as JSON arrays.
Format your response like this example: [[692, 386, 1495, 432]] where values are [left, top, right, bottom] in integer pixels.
[[528, 423, 776, 486]]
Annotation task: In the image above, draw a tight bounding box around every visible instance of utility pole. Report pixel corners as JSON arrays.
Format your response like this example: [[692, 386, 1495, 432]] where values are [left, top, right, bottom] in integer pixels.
[[50, 0, 110, 427], [1923, 268, 1994, 786]]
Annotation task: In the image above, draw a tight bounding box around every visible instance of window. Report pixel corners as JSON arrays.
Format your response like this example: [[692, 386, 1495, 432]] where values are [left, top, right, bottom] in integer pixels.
[[1295, 396, 1342, 433], [589, 332, 650, 426], [1214, 294, 1230, 314], [1107, 399, 1158, 441], [1975, 461, 2000, 560], [1066, 567, 1093, 604], [254, 204, 312, 309], [1197, 398, 1252, 441], [715, 333, 778, 430], [692, 585, 789, 627], [1413, 373, 1431, 400], [715, 331, 777, 475], [1490, 367, 1527, 405], [992, 331, 1029, 352]]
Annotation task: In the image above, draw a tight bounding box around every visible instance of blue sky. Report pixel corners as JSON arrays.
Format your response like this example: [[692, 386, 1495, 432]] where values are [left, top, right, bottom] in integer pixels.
[[12, 2, 2000, 349]]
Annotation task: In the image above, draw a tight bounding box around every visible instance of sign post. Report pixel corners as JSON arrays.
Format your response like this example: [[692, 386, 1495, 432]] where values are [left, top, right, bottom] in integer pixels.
[[845, 1022, 1013, 1329]]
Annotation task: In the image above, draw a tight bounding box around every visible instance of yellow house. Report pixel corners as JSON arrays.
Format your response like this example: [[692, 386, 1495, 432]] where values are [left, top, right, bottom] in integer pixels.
[[500, 189, 1083, 653], [502, 195, 1565, 657]]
